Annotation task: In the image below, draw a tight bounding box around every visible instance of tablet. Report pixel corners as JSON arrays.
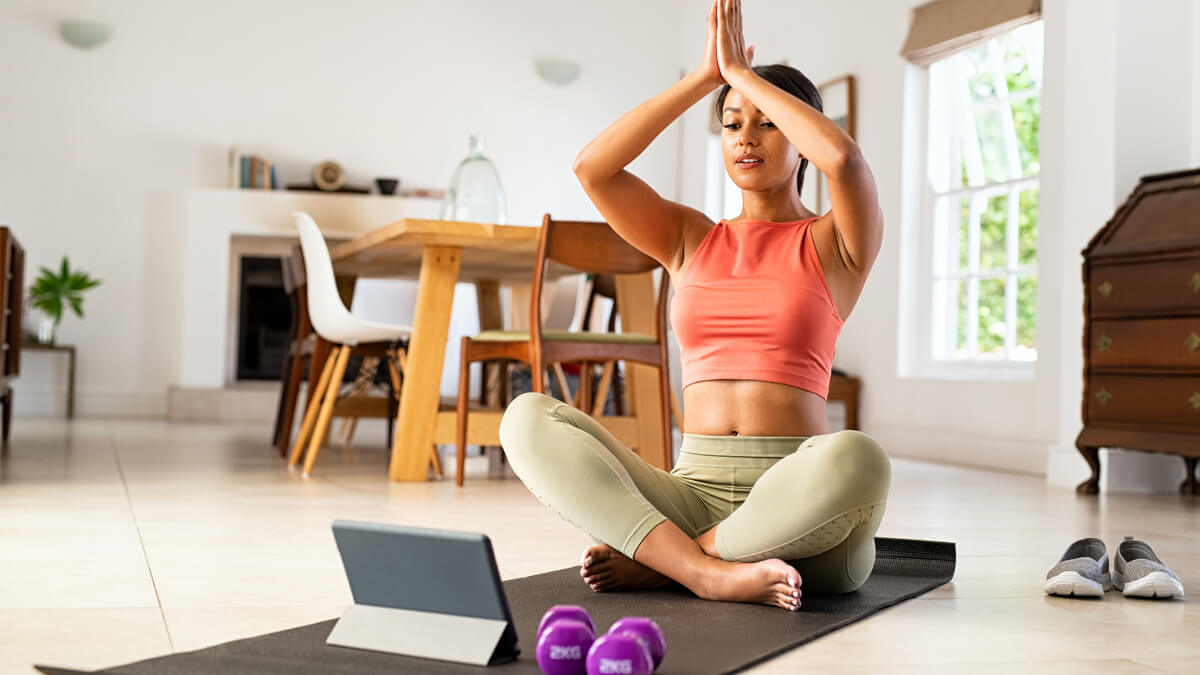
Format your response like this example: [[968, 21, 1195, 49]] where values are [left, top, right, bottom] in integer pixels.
[[329, 520, 520, 665]]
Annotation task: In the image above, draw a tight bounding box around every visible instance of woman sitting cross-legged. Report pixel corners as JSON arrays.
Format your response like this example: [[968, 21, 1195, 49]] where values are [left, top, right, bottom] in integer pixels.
[[499, 0, 889, 612]]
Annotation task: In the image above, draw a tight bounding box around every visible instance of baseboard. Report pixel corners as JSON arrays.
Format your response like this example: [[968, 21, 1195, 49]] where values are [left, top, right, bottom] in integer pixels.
[[168, 386, 279, 422], [11, 389, 167, 418], [869, 423, 1050, 476]]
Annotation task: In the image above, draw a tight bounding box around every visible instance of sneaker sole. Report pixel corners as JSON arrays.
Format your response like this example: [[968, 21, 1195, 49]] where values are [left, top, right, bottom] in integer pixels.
[[1119, 572, 1185, 599], [1044, 571, 1107, 597]]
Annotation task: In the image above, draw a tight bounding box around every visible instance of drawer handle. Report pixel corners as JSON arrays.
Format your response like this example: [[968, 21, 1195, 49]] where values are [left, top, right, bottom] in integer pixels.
[[1192, 273, 1200, 294], [1097, 281, 1113, 298], [1188, 333, 1200, 353], [1095, 389, 1112, 406], [1097, 334, 1112, 352], [1191, 392, 1200, 412]]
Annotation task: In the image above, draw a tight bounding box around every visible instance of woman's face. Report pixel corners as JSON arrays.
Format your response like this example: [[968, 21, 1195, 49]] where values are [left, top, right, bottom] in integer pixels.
[[720, 89, 801, 193]]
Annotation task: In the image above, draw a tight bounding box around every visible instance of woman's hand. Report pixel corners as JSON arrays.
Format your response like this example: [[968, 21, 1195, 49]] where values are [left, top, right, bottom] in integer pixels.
[[716, 0, 755, 84], [693, 1, 723, 87]]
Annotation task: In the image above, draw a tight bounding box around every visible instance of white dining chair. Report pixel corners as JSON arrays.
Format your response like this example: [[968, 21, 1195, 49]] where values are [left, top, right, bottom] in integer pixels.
[[288, 211, 427, 477]]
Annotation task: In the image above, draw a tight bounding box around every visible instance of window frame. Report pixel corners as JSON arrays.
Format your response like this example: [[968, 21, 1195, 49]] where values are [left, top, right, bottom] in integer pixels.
[[908, 23, 1043, 382]]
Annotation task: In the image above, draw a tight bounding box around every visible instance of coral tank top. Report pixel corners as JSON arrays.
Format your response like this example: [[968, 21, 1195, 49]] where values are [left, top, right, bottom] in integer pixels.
[[670, 217, 844, 399]]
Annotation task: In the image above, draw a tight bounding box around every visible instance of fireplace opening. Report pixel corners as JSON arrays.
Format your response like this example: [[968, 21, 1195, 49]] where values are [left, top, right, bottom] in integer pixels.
[[236, 256, 291, 381]]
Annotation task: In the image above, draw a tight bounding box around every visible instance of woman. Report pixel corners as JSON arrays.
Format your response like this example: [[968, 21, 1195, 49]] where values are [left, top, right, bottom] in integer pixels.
[[499, 0, 888, 611]]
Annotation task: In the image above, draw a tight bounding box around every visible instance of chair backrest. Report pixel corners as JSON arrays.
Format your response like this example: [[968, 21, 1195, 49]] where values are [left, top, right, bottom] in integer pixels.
[[286, 243, 307, 292], [281, 243, 312, 339], [293, 211, 354, 340], [530, 214, 670, 346]]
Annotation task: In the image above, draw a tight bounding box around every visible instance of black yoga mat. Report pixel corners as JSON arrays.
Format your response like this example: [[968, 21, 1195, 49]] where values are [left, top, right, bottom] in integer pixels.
[[37, 537, 954, 675]]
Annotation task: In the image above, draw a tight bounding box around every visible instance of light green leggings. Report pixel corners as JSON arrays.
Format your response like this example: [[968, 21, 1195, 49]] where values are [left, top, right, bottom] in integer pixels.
[[498, 392, 891, 594]]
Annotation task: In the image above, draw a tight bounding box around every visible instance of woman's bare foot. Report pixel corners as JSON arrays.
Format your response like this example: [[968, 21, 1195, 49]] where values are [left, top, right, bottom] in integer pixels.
[[580, 544, 673, 592], [690, 556, 802, 611], [581, 543, 801, 611]]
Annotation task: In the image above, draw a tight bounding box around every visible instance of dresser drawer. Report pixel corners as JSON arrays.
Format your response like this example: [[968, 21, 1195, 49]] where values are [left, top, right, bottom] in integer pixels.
[[1090, 318, 1200, 371], [1089, 258, 1200, 317], [1086, 375, 1200, 429]]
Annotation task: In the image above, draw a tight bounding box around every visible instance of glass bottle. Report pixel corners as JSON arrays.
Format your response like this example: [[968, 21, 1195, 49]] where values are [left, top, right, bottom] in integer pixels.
[[440, 134, 507, 225]]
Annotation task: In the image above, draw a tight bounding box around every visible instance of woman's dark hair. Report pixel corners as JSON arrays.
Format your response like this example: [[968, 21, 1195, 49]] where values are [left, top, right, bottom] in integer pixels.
[[715, 64, 822, 197]]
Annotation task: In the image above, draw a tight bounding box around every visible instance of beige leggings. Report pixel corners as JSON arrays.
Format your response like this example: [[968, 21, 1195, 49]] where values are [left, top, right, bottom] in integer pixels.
[[498, 392, 891, 594]]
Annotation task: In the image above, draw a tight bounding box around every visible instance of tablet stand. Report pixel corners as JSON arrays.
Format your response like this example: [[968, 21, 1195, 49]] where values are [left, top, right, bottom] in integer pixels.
[[327, 603, 518, 666]]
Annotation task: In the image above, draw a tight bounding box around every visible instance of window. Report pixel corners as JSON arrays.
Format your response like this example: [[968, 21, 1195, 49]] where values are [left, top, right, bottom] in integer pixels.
[[925, 22, 1042, 366]]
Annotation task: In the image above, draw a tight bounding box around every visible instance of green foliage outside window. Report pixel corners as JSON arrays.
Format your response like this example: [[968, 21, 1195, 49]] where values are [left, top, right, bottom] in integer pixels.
[[950, 25, 1041, 360]]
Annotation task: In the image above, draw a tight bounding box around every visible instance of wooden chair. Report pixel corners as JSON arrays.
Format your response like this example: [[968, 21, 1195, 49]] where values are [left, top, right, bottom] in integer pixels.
[[454, 214, 673, 485], [272, 245, 313, 456]]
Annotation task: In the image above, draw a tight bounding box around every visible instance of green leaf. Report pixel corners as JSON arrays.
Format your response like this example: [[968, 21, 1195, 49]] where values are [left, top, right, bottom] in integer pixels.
[[27, 256, 98, 325]]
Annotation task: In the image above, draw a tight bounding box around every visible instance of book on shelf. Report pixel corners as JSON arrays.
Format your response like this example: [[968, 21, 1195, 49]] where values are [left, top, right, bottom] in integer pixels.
[[231, 151, 279, 190]]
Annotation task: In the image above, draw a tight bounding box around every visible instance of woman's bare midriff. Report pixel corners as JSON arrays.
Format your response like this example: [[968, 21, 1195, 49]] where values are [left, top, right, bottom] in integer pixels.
[[682, 379, 829, 437]]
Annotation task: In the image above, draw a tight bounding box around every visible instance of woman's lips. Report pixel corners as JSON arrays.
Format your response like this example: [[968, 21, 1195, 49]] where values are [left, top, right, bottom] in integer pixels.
[[736, 156, 764, 170]]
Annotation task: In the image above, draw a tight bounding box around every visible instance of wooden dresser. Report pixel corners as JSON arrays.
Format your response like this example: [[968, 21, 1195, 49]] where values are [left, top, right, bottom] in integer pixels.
[[1076, 168, 1200, 495], [0, 227, 24, 445]]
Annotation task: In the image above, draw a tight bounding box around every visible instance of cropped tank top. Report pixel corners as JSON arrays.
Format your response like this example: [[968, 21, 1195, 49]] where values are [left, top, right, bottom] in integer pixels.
[[670, 217, 844, 399]]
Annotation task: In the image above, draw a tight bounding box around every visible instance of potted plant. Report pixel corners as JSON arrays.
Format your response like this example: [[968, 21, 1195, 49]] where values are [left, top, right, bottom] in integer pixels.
[[28, 256, 101, 344]]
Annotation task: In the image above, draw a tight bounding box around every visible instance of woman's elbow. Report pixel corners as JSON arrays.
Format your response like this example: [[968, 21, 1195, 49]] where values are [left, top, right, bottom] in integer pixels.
[[571, 155, 589, 181], [827, 145, 865, 182], [572, 154, 603, 189]]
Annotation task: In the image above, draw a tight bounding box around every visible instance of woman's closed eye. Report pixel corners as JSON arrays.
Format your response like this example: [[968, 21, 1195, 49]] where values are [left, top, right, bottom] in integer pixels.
[[722, 121, 775, 130]]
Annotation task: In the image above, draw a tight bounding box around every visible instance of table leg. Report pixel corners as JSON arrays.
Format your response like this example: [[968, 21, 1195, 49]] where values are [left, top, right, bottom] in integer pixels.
[[389, 246, 462, 481], [614, 272, 668, 470]]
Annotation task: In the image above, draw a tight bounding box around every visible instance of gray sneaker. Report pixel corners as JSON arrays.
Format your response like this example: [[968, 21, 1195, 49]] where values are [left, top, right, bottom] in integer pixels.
[[1114, 536, 1185, 599], [1044, 537, 1111, 597]]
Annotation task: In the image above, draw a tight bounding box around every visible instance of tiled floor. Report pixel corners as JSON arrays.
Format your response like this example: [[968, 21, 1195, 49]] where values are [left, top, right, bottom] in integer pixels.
[[1, 418, 1196, 673]]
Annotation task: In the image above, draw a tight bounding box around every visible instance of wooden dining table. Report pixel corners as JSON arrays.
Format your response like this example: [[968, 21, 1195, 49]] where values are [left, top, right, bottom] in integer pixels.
[[329, 218, 667, 482]]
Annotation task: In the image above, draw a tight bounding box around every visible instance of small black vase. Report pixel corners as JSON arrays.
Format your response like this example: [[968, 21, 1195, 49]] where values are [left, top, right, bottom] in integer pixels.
[[375, 177, 399, 195]]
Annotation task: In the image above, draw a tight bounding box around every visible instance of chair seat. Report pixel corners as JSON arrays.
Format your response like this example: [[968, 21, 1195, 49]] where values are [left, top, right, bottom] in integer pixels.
[[472, 330, 656, 344], [321, 315, 411, 346]]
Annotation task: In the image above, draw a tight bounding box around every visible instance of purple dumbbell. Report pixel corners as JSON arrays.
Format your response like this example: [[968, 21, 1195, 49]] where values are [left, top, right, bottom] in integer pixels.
[[585, 633, 654, 675], [538, 605, 595, 640], [607, 617, 665, 669], [536, 618, 594, 675]]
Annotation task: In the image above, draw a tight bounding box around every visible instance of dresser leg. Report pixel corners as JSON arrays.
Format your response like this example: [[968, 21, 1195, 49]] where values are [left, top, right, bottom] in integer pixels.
[[1075, 444, 1100, 495], [1181, 457, 1199, 496]]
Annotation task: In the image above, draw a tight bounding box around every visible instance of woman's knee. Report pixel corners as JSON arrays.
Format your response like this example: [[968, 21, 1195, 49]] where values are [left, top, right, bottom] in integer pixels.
[[815, 430, 891, 496], [498, 392, 559, 458]]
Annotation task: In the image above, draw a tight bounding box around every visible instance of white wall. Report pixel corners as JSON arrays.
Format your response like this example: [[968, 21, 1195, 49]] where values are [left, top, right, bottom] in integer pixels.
[[1194, 0, 1200, 166], [0, 0, 685, 416]]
